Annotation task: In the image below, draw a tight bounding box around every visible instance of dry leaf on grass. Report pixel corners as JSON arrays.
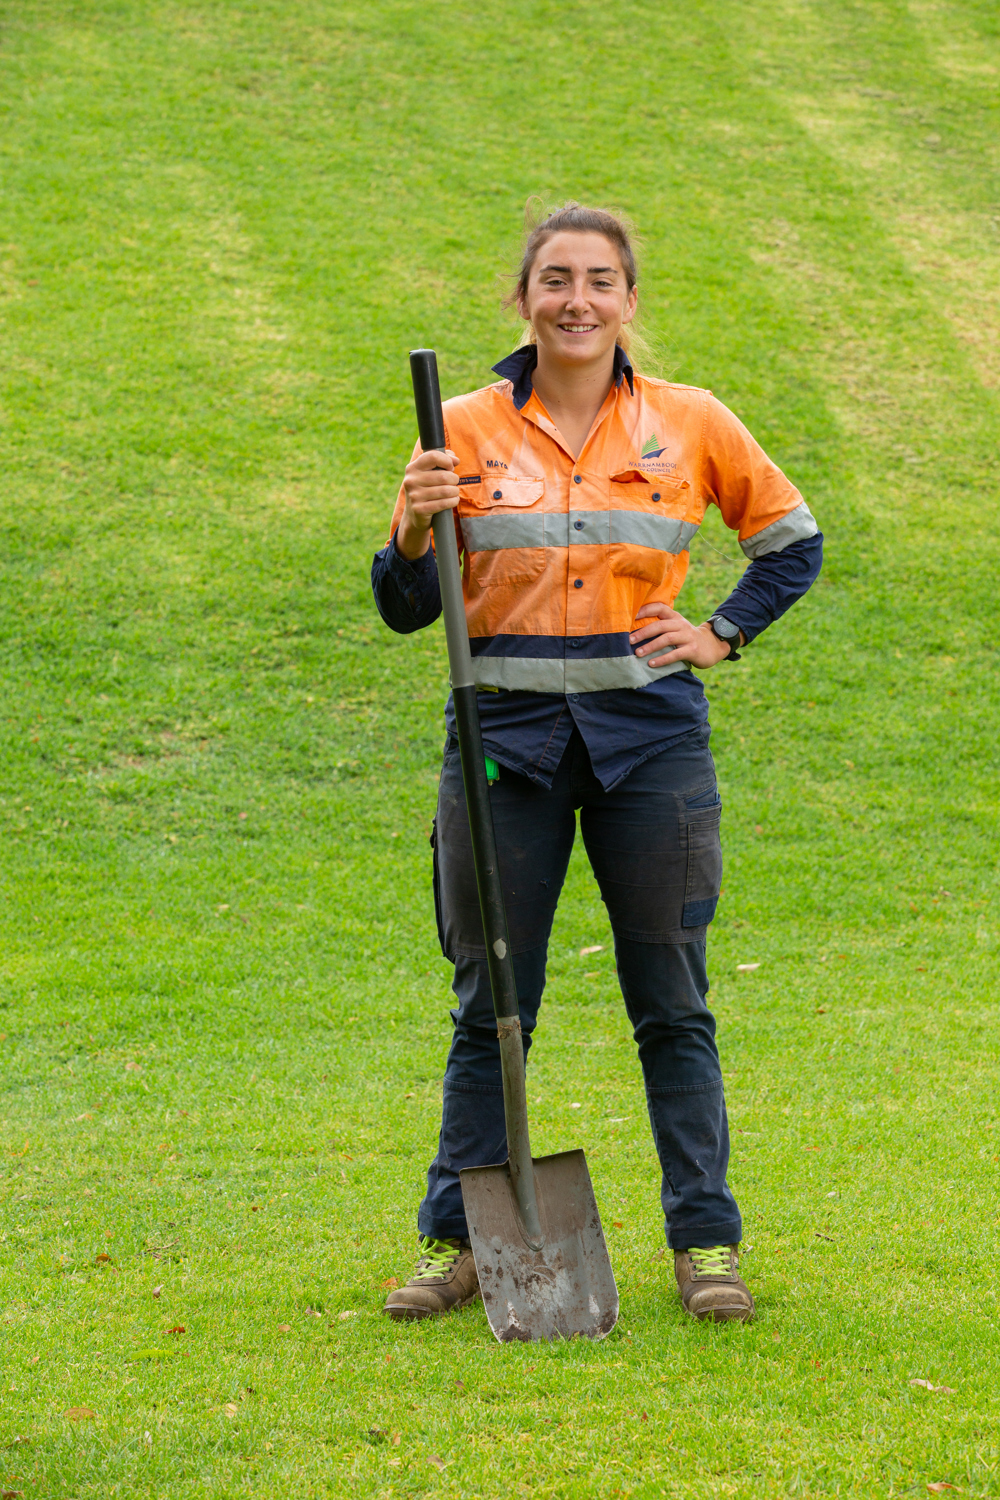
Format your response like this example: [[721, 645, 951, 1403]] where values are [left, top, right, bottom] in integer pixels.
[[95, 1252, 111, 1264], [579, 945, 603, 957], [927, 1485, 956, 1494], [64, 1407, 96, 1422], [277, 1324, 291, 1332], [736, 963, 760, 973], [338, 1310, 358, 1321], [151, 1285, 162, 1298], [381, 1277, 398, 1289], [224, 1403, 239, 1418], [428, 1455, 447, 1471], [912, 1379, 956, 1394], [3, 1489, 24, 1499]]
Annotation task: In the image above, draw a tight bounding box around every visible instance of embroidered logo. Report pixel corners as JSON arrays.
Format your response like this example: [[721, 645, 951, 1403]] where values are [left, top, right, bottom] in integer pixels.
[[486, 459, 508, 470], [641, 433, 668, 460]]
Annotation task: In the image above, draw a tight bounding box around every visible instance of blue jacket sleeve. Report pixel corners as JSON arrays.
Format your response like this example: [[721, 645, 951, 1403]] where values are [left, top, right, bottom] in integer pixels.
[[714, 532, 823, 643], [371, 533, 442, 635]]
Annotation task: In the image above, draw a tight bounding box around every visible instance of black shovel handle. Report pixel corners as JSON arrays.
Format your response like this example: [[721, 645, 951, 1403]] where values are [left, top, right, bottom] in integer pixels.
[[409, 348, 542, 1248]]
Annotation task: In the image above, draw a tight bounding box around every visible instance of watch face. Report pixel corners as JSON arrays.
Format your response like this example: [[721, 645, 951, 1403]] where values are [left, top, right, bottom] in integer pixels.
[[714, 616, 738, 640]]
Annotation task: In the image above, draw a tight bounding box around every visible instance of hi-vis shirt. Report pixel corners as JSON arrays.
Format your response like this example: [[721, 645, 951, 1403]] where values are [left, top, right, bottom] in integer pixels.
[[372, 345, 822, 788]]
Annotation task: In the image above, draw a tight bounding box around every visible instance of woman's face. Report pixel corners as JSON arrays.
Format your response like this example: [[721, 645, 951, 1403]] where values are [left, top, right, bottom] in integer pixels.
[[518, 230, 637, 368]]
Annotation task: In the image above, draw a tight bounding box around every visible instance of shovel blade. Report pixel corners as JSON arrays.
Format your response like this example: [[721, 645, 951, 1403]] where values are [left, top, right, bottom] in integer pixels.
[[460, 1149, 618, 1343]]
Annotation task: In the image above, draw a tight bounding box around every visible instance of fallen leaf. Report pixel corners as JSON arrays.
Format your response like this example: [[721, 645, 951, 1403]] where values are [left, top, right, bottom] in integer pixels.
[[518, 1432, 533, 1442], [569, 1101, 582, 1109], [392, 1432, 401, 1446], [305, 1307, 322, 1317], [167, 1326, 185, 1335], [250, 1205, 261, 1212], [583, 971, 599, 979], [224, 1403, 239, 1418], [124, 1061, 142, 1072], [277, 1324, 291, 1333], [912, 1379, 956, 1394], [927, 1485, 956, 1494], [3, 1490, 24, 1498], [381, 1278, 398, 1290], [612, 1221, 624, 1229], [736, 963, 760, 973], [64, 1407, 96, 1421], [803, 1146, 821, 1152], [95, 1252, 111, 1263], [428, 1455, 449, 1470], [367, 1429, 387, 1444], [579, 945, 604, 956], [641, 1411, 648, 1421], [151, 1286, 163, 1298], [815, 1006, 828, 1014], [404, 1092, 415, 1099], [338, 1310, 357, 1321]]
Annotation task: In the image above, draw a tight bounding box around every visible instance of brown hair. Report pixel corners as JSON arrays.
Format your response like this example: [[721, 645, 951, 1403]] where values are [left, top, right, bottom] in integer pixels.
[[506, 199, 645, 359]]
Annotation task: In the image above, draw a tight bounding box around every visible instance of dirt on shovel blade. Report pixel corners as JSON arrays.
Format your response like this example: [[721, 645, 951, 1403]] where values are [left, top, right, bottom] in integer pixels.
[[460, 1148, 618, 1343]]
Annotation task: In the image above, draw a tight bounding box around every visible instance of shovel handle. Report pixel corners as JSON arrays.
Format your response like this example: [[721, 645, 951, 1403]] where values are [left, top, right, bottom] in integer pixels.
[[409, 348, 542, 1249]]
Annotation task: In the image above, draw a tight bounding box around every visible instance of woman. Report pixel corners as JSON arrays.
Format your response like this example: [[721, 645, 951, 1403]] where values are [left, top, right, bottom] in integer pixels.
[[372, 203, 821, 1324]]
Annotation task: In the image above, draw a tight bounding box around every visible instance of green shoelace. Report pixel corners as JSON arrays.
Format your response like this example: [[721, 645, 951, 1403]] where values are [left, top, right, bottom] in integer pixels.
[[412, 1236, 462, 1282], [689, 1245, 731, 1277]]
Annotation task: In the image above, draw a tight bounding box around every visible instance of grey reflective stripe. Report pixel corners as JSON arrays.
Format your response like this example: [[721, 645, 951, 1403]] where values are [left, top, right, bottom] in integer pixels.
[[472, 654, 689, 694], [739, 501, 818, 560], [461, 510, 701, 555]]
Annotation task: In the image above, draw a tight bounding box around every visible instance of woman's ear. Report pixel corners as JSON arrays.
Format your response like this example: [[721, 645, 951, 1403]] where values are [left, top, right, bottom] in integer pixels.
[[622, 285, 638, 326]]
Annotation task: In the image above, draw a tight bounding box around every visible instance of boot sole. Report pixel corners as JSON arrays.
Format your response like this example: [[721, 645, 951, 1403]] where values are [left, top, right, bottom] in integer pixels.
[[382, 1289, 481, 1322], [687, 1301, 755, 1323]]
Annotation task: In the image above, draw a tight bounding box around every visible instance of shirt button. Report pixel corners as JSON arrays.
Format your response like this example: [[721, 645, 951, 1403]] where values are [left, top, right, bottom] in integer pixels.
[[493, 490, 503, 500], [573, 578, 583, 589], [569, 693, 580, 701], [652, 492, 661, 502], [573, 520, 584, 531], [569, 639, 582, 648], [573, 474, 582, 484]]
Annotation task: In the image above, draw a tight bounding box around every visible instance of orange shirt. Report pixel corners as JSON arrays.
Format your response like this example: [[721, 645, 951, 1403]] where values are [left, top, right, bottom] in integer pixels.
[[389, 347, 816, 695]]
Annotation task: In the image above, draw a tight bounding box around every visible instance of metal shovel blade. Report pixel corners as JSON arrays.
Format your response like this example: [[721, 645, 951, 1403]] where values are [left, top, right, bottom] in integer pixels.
[[460, 1148, 619, 1343]]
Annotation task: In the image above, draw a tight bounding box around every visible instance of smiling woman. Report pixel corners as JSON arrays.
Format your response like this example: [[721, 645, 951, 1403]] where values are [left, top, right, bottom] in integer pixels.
[[371, 199, 823, 1324]]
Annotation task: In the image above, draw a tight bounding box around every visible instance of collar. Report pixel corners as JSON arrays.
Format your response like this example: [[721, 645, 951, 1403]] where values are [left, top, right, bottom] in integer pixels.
[[491, 343, 635, 411]]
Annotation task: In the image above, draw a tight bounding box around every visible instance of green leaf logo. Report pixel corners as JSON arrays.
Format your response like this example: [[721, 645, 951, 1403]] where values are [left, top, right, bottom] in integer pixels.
[[641, 433, 660, 457]]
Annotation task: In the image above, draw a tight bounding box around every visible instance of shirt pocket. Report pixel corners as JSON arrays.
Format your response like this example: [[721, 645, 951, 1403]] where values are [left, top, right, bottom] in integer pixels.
[[461, 476, 547, 588], [608, 470, 694, 584], [461, 475, 544, 510]]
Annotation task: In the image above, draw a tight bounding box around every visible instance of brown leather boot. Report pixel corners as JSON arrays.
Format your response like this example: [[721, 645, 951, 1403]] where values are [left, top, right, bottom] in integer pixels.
[[383, 1236, 480, 1321], [674, 1244, 755, 1322]]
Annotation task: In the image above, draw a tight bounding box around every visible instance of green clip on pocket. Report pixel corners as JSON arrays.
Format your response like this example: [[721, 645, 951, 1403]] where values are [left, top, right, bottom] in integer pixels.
[[485, 757, 499, 785]]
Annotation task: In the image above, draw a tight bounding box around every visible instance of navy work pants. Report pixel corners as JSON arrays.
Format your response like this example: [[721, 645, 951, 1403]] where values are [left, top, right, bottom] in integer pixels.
[[418, 725, 742, 1251]]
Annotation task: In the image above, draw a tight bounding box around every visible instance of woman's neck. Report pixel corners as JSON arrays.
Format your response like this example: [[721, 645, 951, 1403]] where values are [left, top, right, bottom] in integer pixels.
[[530, 343, 617, 461]]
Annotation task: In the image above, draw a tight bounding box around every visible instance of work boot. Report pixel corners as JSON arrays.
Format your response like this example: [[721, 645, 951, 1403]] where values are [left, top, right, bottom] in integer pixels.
[[383, 1236, 480, 1322], [674, 1244, 755, 1323]]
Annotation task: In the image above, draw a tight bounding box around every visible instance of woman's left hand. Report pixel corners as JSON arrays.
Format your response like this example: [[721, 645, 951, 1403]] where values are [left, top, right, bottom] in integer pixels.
[[629, 603, 737, 669]]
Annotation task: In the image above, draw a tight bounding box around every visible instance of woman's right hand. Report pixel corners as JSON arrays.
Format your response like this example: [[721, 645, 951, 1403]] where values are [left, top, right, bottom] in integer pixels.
[[394, 449, 461, 561]]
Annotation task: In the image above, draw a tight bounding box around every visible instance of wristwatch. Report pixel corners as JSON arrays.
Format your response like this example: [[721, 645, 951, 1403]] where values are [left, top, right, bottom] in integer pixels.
[[708, 614, 743, 661]]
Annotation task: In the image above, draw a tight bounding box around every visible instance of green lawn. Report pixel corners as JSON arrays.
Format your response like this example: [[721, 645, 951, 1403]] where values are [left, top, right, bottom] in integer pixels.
[[1, 1, 999, 1495]]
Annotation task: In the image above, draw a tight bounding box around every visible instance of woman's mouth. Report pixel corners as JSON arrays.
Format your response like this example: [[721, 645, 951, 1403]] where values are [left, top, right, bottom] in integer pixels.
[[558, 323, 598, 334]]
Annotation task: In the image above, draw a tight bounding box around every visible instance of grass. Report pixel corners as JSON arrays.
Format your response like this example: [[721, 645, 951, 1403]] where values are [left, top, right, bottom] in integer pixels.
[[1, 0, 999, 1494]]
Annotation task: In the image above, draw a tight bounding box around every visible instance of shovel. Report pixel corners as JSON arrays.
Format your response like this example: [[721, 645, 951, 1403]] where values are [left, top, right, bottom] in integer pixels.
[[409, 349, 619, 1344]]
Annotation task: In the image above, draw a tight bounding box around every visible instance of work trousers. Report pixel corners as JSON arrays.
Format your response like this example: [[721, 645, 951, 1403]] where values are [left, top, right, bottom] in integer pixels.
[[418, 725, 742, 1251]]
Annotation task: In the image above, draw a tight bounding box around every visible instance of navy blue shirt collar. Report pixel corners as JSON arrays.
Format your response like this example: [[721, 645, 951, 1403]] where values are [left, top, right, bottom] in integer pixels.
[[491, 343, 635, 411]]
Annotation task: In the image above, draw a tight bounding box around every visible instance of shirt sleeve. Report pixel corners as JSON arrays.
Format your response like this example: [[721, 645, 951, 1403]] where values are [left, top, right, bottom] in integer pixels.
[[714, 532, 823, 643], [371, 532, 442, 634], [700, 392, 822, 641]]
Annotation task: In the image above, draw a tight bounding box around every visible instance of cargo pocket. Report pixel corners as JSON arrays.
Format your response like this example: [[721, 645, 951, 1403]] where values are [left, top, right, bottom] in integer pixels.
[[430, 817, 449, 958], [682, 787, 723, 928]]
